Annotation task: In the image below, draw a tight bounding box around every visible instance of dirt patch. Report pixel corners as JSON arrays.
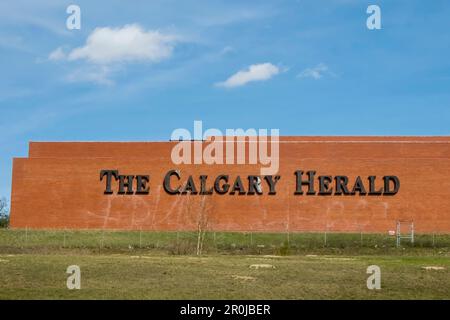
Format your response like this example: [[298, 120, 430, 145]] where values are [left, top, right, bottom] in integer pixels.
[[422, 266, 445, 271], [232, 275, 256, 281], [249, 264, 276, 269]]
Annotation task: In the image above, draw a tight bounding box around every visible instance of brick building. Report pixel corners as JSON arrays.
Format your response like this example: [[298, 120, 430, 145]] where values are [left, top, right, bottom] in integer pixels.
[[10, 137, 450, 233]]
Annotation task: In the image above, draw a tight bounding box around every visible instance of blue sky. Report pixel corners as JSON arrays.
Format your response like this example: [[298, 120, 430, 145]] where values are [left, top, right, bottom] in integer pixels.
[[1, 0, 450, 200]]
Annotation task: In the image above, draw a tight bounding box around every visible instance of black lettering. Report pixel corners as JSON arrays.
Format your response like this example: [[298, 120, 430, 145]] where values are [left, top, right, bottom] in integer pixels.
[[164, 170, 181, 194], [351, 176, 367, 195], [264, 175, 280, 195], [118, 175, 134, 194], [100, 170, 119, 194], [247, 176, 262, 195], [294, 170, 316, 195], [214, 175, 230, 194], [230, 176, 246, 195], [368, 176, 383, 195], [136, 175, 150, 194], [199, 175, 213, 195], [318, 176, 333, 195], [383, 176, 400, 195], [334, 176, 350, 195], [181, 175, 198, 194]]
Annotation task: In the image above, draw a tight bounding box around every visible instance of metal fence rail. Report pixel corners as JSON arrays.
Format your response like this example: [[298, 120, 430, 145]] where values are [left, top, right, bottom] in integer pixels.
[[1, 229, 449, 255]]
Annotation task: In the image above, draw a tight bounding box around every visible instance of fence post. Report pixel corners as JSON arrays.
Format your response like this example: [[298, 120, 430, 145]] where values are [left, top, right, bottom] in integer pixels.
[[139, 228, 142, 248], [287, 231, 290, 247], [324, 231, 327, 247], [360, 231, 363, 247]]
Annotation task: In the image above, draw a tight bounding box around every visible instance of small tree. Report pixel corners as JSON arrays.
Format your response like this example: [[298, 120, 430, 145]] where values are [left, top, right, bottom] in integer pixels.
[[196, 196, 213, 256], [0, 197, 9, 228], [183, 194, 214, 256]]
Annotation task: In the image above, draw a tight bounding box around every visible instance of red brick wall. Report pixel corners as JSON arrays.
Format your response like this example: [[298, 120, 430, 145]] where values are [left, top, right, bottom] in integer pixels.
[[10, 137, 450, 232]]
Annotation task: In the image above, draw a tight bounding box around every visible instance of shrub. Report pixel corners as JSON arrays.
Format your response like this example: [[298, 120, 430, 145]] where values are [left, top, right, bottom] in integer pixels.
[[0, 215, 9, 228], [0, 197, 9, 228]]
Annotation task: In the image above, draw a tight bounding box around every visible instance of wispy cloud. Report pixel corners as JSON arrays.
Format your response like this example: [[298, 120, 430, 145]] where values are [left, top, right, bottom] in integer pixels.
[[194, 6, 273, 27], [48, 47, 66, 61], [220, 46, 235, 55], [0, 1, 70, 36], [297, 63, 332, 80], [66, 65, 115, 86], [216, 63, 280, 88]]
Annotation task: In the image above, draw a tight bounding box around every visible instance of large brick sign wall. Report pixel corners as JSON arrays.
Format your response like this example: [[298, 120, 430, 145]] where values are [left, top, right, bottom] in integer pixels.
[[10, 137, 450, 232]]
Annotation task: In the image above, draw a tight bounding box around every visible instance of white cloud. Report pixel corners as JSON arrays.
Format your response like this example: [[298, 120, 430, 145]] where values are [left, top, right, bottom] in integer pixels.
[[64, 24, 177, 64], [48, 24, 180, 85], [216, 63, 280, 88], [48, 47, 66, 61], [297, 63, 330, 80]]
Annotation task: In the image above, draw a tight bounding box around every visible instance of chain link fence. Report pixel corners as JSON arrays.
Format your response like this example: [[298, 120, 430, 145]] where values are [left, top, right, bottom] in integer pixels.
[[0, 229, 449, 255]]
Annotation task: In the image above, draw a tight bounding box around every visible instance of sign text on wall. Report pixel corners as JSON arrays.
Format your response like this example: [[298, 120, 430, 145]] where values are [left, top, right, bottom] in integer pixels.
[[100, 169, 400, 196]]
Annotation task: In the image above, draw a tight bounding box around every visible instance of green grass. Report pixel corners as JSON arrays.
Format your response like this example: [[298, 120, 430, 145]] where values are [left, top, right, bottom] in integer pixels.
[[0, 229, 449, 299], [0, 253, 449, 299]]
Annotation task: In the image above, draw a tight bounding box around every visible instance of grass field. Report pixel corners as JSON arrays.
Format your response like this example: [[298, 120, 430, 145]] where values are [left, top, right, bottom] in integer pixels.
[[0, 229, 449, 299]]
